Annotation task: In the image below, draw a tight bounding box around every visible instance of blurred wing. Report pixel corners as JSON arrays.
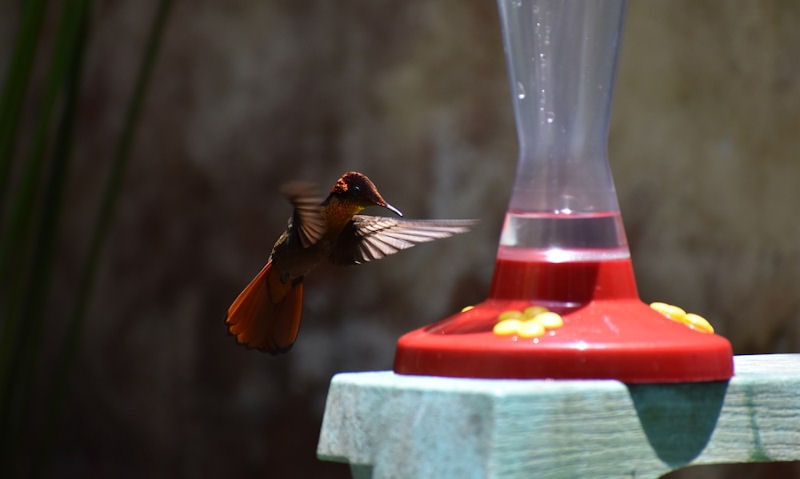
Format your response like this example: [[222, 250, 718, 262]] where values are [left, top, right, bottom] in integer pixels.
[[331, 215, 477, 265], [280, 181, 326, 248]]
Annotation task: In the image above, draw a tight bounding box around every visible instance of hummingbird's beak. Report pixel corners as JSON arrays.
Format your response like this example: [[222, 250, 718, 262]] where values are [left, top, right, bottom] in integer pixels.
[[384, 203, 403, 217]]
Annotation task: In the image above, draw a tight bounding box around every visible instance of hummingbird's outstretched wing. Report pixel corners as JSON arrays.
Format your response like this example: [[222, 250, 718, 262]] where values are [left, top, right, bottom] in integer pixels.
[[280, 181, 326, 248], [330, 216, 477, 265]]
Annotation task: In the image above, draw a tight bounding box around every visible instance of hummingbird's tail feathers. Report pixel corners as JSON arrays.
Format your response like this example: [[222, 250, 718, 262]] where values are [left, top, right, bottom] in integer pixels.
[[330, 216, 478, 264], [226, 261, 304, 354]]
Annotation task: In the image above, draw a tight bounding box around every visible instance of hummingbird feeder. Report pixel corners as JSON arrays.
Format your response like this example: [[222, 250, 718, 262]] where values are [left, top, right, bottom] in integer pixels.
[[393, 0, 733, 383]]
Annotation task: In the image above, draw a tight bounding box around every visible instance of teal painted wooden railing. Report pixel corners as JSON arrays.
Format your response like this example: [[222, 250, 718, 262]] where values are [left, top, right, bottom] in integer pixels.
[[318, 354, 800, 478]]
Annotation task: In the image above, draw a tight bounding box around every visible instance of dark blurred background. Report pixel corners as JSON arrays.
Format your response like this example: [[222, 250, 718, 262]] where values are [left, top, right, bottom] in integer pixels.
[[1, 1, 799, 478]]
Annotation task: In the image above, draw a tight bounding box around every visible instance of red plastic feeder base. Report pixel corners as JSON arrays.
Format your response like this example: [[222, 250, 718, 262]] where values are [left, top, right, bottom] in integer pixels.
[[393, 258, 734, 383]]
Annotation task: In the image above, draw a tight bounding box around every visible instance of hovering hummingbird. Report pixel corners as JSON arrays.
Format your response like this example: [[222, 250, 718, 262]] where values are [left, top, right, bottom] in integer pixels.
[[226, 171, 476, 353]]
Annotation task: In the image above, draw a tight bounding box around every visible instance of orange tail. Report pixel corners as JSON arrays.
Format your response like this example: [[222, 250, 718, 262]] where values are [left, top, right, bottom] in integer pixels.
[[225, 261, 304, 353]]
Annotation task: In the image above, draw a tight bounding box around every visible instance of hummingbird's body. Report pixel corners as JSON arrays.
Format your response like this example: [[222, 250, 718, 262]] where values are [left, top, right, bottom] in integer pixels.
[[226, 171, 475, 353]]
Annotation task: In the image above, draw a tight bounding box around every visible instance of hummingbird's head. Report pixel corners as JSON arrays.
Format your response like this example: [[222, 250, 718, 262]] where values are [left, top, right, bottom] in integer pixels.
[[328, 171, 403, 216]]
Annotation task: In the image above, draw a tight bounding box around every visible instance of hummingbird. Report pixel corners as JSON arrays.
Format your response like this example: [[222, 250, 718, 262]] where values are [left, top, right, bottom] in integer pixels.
[[226, 171, 476, 353]]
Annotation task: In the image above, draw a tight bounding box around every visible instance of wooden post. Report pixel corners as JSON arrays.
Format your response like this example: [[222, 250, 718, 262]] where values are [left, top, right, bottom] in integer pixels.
[[318, 354, 800, 478]]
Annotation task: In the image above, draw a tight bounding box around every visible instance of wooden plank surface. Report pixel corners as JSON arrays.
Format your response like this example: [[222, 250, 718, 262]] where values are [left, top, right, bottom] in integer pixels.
[[317, 354, 800, 478]]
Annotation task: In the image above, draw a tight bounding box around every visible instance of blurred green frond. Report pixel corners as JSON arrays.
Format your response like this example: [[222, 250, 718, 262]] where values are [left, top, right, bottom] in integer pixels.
[[0, 1, 174, 476]]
